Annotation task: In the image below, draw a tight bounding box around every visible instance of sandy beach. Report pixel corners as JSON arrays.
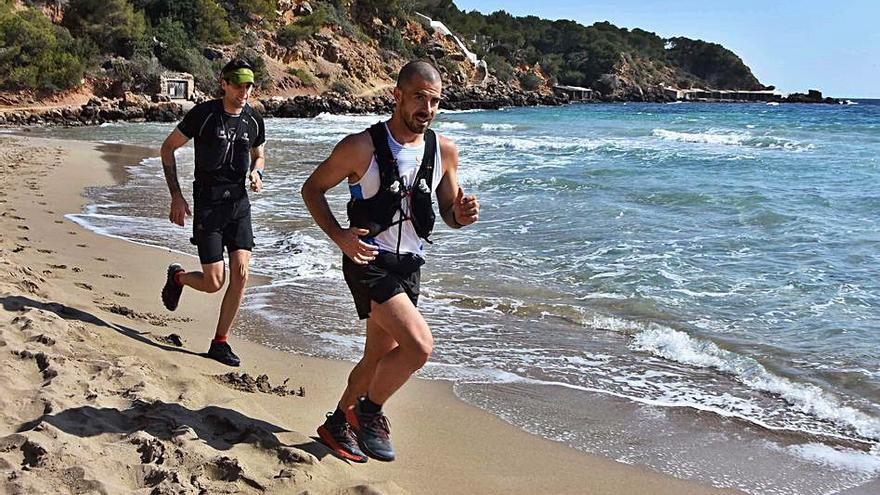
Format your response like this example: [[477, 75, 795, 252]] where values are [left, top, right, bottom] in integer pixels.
[[0, 133, 741, 494]]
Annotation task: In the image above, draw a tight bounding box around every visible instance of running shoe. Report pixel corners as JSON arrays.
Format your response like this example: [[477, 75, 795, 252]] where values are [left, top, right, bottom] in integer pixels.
[[207, 340, 240, 367], [346, 399, 395, 462], [316, 413, 368, 463], [161, 263, 184, 311]]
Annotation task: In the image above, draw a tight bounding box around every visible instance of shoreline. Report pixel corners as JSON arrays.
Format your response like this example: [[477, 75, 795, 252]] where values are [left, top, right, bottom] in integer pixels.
[[0, 135, 741, 493], [0, 89, 851, 128]]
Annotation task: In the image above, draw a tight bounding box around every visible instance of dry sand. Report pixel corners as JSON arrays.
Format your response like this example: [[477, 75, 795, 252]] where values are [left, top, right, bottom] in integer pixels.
[[0, 133, 741, 494]]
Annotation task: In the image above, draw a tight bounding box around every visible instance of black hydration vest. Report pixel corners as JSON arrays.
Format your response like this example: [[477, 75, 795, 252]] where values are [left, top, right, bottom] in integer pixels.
[[193, 100, 258, 186], [346, 122, 437, 247]]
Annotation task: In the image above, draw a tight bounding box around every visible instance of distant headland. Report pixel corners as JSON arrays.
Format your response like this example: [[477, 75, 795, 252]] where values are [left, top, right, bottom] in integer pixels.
[[0, 1, 844, 127]]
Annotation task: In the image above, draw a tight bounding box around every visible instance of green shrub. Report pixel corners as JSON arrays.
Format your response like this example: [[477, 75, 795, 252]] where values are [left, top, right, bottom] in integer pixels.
[[559, 70, 586, 86], [288, 67, 315, 86], [330, 80, 353, 95], [381, 29, 408, 54], [63, 0, 147, 56], [127, 54, 164, 92], [518, 72, 542, 91], [322, 1, 363, 40], [135, 0, 237, 45], [194, 0, 237, 44], [436, 57, 460, 79], [0, 6, 91, 90], [236, 0, 277, 22], [151, 17, 214, 89], [484, 53, 514, 83], [277, 8, 327, 47]]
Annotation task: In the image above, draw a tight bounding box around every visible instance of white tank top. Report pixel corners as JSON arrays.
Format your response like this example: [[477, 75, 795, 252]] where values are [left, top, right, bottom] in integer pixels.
[[348, 123, 444, 256]]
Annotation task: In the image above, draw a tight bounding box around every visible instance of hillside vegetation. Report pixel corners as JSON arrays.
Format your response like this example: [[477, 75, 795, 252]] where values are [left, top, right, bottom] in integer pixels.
[[0, 0, 767, 102]]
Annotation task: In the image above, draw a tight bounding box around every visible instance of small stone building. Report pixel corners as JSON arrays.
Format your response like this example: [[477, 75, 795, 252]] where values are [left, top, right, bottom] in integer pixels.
[[159, 72, 195, 101], [553, 85, 594, 101]]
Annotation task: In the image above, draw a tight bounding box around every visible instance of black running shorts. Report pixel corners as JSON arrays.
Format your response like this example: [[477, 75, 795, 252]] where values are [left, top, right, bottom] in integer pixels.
[[191, 197, 254, 264], [342, 252, 424, 320]]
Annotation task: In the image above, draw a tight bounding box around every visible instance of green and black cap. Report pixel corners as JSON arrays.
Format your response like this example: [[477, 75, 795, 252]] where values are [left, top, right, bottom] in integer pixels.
[[222, 58, 255, 85]]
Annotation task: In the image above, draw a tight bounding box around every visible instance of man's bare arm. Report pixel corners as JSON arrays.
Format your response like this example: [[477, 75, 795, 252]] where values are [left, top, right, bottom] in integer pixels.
[[301, 132, 379, 264], [436, 136, 479, 229], [249, 144, 265, 192], [160, 129, 189, 197], [160, 129, 192, 226]]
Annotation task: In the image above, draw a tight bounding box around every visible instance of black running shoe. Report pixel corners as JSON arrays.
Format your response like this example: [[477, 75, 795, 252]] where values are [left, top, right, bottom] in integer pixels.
[[161, 263, 184, 311], [316, 413, 368, 463], [207, 341, 240, 367], [346, 399, 395, 462]]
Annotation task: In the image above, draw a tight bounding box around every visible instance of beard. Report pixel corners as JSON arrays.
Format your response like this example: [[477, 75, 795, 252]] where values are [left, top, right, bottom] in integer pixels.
[[404, 112, 431, 134]]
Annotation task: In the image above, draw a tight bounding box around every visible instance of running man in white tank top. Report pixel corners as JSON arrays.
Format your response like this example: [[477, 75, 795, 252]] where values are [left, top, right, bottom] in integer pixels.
[[302, 61, 480, 462], [347, 121, 444, 256]]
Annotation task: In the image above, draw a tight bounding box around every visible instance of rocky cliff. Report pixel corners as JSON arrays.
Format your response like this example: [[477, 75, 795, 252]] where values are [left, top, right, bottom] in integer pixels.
[[0, 0, 839, 121]]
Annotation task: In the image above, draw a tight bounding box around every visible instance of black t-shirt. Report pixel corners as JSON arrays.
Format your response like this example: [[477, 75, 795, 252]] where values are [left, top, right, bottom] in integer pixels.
[[177, 99, 265, 185]]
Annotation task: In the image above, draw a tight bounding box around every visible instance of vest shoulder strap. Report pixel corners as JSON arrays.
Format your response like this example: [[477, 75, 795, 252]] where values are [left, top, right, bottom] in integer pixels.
[[419, 129, 437, 188], [368, 122, 400, 187]]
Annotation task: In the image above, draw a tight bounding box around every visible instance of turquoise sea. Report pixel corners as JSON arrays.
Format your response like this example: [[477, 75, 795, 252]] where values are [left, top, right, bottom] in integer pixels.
[[31, 100, 880, 494]]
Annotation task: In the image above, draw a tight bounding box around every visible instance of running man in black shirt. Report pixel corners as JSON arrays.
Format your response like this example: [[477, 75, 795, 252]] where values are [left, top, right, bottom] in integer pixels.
[[159, 58, 266, 366]]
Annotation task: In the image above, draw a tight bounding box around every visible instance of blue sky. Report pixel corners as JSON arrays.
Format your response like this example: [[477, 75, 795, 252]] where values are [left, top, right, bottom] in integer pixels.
[[454, 1, 879, 98]]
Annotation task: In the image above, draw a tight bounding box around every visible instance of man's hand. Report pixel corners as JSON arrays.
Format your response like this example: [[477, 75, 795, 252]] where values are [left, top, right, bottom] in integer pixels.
[[453, 187, 479, 226], [169, 194, 191, 226], [333, 226, 379, 265], [249, 169, 263, 193]]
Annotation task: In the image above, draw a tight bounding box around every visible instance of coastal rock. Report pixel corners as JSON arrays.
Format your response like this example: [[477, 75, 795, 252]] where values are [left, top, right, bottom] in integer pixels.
[[0, 97, 183, 128], [783, 89, 841, 104], [439, 83, 565, 111], [202, 47, 226, 61], [259, 95, 394, 118]]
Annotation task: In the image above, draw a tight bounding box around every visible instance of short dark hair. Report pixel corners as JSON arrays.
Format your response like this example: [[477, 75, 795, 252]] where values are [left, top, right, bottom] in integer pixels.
[[222, 58, 253, 76], [397, 60, 441, 89]]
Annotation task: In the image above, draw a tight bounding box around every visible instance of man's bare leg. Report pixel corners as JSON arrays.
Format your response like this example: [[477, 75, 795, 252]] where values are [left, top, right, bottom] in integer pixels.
[[178, 261, 226, 293], [338, 318, 398, 410], [345, 293, 432, 461], [364, 293, 433, 404], [214, 249, 250, 339]]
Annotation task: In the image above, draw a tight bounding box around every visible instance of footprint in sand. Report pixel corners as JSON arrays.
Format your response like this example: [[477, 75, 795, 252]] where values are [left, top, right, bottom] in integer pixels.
[[74, 282, 93, 291], [94, 257, 107, 262], [12, 246, 25, 253], [68, 231, 77, 235], [71, 267, 82, 273], [102, 274, 123, 279], [37, 249, 54, 254], [114, 291, 129, 298], [155, 333, 185, 347], [17, 236, 29, 241], [37, 202, 46, 206], [76, 244, 87, 248], [53, 220, 63, 224], [46, 210, 54, 214], [42, 270, 52, 275], [17, 225, 29, 230], [49, 264, 67, 270]]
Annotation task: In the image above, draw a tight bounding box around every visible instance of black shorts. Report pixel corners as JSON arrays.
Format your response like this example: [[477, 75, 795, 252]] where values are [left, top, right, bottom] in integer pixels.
[[191, 197, 254, 264], [342, 252, 424, 320]]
